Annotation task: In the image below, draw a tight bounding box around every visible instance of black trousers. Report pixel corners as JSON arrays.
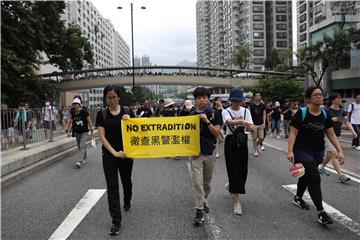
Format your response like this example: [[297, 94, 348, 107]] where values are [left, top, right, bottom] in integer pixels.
[[102, 153, 133, 225], [294, 149, 323, 211], [224, 135, 248, 194]]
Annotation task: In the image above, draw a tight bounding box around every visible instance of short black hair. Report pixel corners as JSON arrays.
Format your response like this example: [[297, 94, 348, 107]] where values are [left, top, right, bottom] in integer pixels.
[[193, 87, 211, 99], [305, 86, 323, 100], [159, 99, 165, 103], [329, 92, 341, 102], [253, 91, 261, 97]]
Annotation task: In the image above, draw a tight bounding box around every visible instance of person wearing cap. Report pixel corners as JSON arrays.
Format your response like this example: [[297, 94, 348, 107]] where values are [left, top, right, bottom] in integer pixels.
[[269, 101, 281, 139], [222, 88, 253, 215], [160, 98, 177, 117], [179, 99, 194, 116], [318, 93, 357, 183], [67, 98, 94, 168], [190, 87, 221, 225]]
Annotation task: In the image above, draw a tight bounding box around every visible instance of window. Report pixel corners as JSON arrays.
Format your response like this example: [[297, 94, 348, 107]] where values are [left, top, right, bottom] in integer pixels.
[[253, 15, 264, 21], [276, 15, 287, 21], [253, 6, 263, 12], [253, 32, 264, 38], [253, 49, 264, 56], [277, 41, 287, 47], [276, 1, 286, 4], [299, 23, 307, 32], [300, 33, 307, 42], [253, 23, 264, 30], [253, 58, 264, 64], [299, 4, 306, 13], [253, 41, 264, 47], [276, 24, 287, 30], [276, 32, 287, 39], [299, 14, 306, 23], [276, 6, 286, 13]]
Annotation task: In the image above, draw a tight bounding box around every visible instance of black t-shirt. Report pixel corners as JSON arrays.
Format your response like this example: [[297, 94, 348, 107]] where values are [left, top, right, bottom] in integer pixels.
[[179, 108, 193, 116], [250, 102, 266, 125], [191, 108, 221, 155], [326, 107, 344, 137], [282, 107, 293, 120], [213, 108, 224, 125], [1, 111, 13, 129], [160, 108, 176, 117], [136, 107, 153, 117], [271, 107, 281, 120], [71, 108, 89, 133], [290, 108, 333, 152], [96, 106, 135, 156]]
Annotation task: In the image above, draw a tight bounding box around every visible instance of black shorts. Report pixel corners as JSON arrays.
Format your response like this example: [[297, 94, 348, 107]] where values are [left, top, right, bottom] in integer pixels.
[[44, 121, 56, 130]]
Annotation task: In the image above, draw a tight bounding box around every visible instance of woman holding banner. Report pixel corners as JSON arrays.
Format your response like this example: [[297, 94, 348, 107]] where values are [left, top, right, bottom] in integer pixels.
[[96, 85, 135, 236], [222, 88, 253, 215]]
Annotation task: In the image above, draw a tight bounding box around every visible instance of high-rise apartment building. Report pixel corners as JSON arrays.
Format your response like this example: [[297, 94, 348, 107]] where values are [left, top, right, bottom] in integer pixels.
[[196, 0, 292, 71], [58, 0, 131, 108], [297, 0, 360, 95]]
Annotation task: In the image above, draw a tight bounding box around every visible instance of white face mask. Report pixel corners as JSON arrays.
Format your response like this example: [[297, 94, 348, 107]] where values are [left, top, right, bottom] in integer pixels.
[[45, 102, 50, 106]]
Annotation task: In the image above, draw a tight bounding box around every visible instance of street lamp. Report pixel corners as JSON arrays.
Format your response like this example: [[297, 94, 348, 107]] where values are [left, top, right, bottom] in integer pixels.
[[117, 3, 146, 100]]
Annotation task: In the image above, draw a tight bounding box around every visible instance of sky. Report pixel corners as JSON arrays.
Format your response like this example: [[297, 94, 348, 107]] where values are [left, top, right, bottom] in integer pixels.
[[91, 0, 298, 66], [91, 0, 198, 65]]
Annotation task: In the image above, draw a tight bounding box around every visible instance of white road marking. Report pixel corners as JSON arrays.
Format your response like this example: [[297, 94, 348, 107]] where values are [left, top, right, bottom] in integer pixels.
[[282, 184, 360, 236], [49, 189, 106, 240], [262, 142, 283, 151]]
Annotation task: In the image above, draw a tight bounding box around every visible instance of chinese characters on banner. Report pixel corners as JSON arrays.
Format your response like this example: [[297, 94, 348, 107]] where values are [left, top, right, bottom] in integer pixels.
[[122, 115, 200, 158]]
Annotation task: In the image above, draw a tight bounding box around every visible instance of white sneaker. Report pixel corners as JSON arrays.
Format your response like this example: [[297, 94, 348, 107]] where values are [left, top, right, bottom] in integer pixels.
[[215, 153, 220, 158], [352, 145, 356, 149], [260, 146, 265, 151], [270, 133, 274, 137], [234, 203, 243, 215], [254, 152, 259, 157], [76, 161, 82, 168], [355, 146, 360, 151], [277, 135, 281, 139]]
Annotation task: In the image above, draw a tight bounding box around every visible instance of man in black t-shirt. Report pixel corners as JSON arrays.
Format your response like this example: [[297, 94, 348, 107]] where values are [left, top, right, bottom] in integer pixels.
[[136, 100, 153, 118], [281, 103, 293, 138], [288, 86, 344, 225], [249, 92, 266, 156], [190, 87, 221, 226], [318, 93, 357, 183]]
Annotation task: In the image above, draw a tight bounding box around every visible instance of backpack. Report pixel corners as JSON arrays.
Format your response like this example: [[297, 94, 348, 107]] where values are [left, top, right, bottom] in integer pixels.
[[348, 103, 355, 123], [101, 106, 130, 121], [300, 107, 327, 124], [226, 108, 248, 147]]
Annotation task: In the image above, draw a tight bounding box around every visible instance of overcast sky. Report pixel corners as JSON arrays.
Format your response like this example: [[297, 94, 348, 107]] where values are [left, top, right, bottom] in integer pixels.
[[91, 0, 198, 65], [91, 0, 297, 66]]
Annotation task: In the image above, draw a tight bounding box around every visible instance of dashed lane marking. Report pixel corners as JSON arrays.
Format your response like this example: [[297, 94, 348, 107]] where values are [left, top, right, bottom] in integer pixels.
[[282, 184, 360, 236], [49, 189, 106, 240]]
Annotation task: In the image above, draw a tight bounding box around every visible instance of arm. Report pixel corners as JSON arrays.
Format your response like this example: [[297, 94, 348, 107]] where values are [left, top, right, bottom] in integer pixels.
[[86, 116, 94, 136], [98, 126, 125, 158], [345, 121, 357, 139], [287, 126, 298, 162], [199, 113, 221, 138], [262, 109, 266, 128], [326, 128, 344, 161]]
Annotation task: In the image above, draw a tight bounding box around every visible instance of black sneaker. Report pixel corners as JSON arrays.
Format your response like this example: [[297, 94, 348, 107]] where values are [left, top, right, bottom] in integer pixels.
[[293, 196, 310, 210], [203, 203, 209, 213], [124, 203, 131, 211], [318, 211, 333, 225], [109, 224, 121, 235], [193, 209, 204, 225]]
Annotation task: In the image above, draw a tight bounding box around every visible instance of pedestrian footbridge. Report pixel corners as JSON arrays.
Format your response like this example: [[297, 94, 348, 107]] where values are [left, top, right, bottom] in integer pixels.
[[39, 66, 295, 91]]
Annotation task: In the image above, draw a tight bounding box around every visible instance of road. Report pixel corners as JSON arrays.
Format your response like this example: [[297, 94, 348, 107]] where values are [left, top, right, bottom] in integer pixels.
[[2, 135, 359, 240]]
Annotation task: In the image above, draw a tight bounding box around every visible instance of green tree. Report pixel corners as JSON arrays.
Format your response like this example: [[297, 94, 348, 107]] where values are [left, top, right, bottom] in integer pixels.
[[1, 1, 93, 107], [264, 49, 281, 70], [229, 43, 251, 69], [296, 26, 360, 86], [248, 75, 304, 104]]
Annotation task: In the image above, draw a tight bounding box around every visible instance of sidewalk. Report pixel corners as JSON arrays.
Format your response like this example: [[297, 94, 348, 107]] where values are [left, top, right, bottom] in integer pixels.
[[1, 132, 96, 188]]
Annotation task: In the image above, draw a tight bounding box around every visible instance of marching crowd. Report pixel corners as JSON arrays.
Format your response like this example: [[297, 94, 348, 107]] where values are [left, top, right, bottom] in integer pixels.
[[1, 86, 360, 235]]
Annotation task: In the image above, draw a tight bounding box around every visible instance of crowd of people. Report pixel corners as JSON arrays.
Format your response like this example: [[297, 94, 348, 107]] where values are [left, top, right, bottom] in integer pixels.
[[1, 86, 359, 235]]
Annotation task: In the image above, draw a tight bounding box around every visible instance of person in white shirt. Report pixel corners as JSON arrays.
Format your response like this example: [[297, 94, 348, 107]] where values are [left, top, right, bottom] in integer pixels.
[[347, 93, 360, 151], [42, 101, 57, 139], [222, 88, 253, 215]]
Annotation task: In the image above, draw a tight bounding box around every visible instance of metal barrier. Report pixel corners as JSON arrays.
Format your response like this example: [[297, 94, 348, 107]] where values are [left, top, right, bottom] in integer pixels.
[[1, 107, 98, 151]]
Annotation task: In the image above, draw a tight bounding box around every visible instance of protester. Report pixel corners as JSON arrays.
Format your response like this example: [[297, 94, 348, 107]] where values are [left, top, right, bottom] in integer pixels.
[[288, 86, 344, 225], [154, 99, 165, 117], [136, 100, 153, 117], [318, 93, 357, 183], [190, 87, 221, 225], [160, 99, 177, 117], [213, 97, 224, 158], [13, 103, 32, 144], [1, 104, 14, 149], [96, 85, 135, 235], [249, 92, 266, 156], [282, 103, 293, 138], [67, 98, 94, 168], [179, 99, 194, 116], [222, 88, 253, 215], [347, 92, 360, 151], [270, 101, 281, 139], [42, 101, 57, 139]]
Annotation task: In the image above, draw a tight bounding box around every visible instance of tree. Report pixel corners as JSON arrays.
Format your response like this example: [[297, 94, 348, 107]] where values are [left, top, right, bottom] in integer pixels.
[[296, 26, 360, 87], [229, 43, 251, 69], [248, 75, 304, 104], [1, 1, 93, 107], [264, 49, 281, 70], [264, 48, 293, 71]]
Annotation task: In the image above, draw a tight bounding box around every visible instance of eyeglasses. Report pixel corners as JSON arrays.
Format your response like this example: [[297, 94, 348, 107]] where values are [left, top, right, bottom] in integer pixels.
[[311, 93, 323, 97], [106, 96, 119, 101]]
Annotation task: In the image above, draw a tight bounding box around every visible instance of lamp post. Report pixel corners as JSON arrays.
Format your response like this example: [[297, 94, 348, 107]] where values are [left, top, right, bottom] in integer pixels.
[[117, 3, 145, 100]]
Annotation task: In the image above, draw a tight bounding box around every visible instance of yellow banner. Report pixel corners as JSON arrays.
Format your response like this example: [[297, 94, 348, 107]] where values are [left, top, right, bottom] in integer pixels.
[[122, 115, 200, 158]]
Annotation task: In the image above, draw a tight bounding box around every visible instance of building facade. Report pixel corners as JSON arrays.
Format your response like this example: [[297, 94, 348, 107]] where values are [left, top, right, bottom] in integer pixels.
[[196, 0, 292, 71]]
